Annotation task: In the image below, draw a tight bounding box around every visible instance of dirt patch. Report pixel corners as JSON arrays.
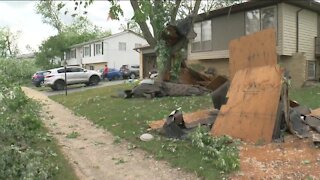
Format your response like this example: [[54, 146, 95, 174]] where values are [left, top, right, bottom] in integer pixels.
[[230, 135, 320, 179], [22, 87, 198, 180]]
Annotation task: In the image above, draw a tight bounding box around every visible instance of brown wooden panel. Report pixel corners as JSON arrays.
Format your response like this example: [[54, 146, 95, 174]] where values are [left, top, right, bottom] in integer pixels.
[[229, 28, 277, 79], [311, 108, 320, 117], [205, 75, 228, 91], [211, 65, 282, 143]]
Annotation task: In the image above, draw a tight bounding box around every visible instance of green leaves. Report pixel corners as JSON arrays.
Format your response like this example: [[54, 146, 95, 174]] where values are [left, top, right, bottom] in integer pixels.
[[108, 0, 124, 20], [189, 126, 240, 173]]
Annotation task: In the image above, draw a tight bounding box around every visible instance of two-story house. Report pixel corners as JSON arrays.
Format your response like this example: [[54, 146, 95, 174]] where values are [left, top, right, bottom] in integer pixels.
[[64, 30, 147, 70], [187, 0, 320, 88]]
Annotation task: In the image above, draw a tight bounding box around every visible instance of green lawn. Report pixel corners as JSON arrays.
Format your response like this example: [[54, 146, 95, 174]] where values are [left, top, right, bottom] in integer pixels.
[[50, 83, 320, 179], [290, 86, 320, 109], [50, 84, 229, 179]]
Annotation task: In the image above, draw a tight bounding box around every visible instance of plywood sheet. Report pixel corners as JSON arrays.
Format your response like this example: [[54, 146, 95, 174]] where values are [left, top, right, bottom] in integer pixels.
[[211, 65, 282, 143], [229, 28, 277, 79]]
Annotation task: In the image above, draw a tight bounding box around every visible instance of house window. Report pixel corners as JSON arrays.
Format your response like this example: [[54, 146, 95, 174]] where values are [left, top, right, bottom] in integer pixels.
[[245, 6, 277, 35], [84, 46, 91, 57], [89, 66, 94, 70], [119, 42, 126, 51], [95, 43, 102, 55], [307, 61, 316, 80], [192, 20, 212, 52], [70, 49, 76, 59], [65, 52, 71, 60]]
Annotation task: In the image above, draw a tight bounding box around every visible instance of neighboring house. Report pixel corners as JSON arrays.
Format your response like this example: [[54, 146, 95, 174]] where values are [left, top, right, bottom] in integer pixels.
[[187, 0, 320, 88], [64, 30, 147, 71]]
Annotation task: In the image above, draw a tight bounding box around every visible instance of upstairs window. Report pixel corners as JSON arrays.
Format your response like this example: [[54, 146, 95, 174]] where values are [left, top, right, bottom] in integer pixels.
[[70, 49, 76, 59], [119, 42, 126, 51], [95, 43, 102, 55], [84, 45, 91, 57], [192, 20, 212, 52], [245, 6, 277, 35]]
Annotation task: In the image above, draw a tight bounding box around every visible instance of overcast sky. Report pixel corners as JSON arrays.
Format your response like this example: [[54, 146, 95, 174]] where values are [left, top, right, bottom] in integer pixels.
[[0, 1, 133, 54]]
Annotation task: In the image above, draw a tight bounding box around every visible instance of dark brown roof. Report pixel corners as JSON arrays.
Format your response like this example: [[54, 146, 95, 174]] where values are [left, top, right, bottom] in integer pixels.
[[195, 0, 320, 22]]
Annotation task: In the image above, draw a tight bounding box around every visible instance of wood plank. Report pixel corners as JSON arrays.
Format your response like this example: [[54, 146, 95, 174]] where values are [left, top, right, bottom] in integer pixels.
[[205, 75, 228, 91], [311, 108, 320, 117], [211, 65, 282, 143], [229, 28, 277, 79]]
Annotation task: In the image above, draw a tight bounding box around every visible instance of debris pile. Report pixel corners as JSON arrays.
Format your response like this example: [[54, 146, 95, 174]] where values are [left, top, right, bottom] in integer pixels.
[[147, 29, 320, 147]]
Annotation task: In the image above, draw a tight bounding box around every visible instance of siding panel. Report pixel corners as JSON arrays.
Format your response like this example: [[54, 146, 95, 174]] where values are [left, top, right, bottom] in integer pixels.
[[299, 10, 317, 60]]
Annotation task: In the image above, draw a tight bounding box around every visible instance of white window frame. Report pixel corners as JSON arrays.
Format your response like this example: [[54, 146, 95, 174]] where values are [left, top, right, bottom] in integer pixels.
[[191, 20, 212, 52], [245, 6, 277, 35], [307, 60, 316, 80], [119, 42, 126, 51], [70, 49, 76, 59], [84, 45, 91, 57], [95, 43, 102, 55]]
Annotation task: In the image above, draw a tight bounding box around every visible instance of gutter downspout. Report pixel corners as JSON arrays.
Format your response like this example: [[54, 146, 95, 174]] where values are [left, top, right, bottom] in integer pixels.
[[296, 8, 303, 52]]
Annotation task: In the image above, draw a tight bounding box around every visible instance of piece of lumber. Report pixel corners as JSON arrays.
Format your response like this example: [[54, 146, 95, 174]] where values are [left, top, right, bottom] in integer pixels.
[[205, 75, 228, 91], [211, 65, 283, 143], [229, 28, 277, 79]]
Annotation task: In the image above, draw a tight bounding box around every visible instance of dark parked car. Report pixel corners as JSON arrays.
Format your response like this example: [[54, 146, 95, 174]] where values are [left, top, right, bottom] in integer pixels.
[[99, 68, 123, 81], [32, 71, 46, 87], [120, 64, 140, 79]]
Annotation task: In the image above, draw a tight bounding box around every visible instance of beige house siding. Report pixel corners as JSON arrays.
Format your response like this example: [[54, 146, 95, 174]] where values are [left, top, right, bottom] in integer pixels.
[[298, 10, 317, 61], [187, 46, 229, 60], [280, 3, 299, 56], [280, 3, 317, 59]]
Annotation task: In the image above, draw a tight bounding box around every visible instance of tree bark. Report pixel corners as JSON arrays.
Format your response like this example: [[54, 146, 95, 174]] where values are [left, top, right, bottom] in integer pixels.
[[130, 0, 156, 47]]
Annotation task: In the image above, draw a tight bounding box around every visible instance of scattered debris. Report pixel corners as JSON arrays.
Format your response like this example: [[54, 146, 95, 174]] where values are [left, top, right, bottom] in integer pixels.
[[149, 109, 217, 130], [140, 133, 154, 142], [123, 81, 210, 99]]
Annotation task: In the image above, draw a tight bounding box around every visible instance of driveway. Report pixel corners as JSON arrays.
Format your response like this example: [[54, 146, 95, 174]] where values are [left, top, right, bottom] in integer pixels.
[[43, 80, 125, 96]]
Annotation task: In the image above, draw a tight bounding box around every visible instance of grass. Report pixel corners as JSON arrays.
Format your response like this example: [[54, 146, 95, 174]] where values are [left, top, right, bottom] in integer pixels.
[[50, 83, 320, 179], [38, 132, 78, 180], [290, 86, 320, 109], [50, 83, 229, 179]]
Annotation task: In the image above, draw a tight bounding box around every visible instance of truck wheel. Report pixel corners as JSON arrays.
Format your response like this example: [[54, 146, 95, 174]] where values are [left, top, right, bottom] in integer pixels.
[[130, 73, 136, 79], [54, 80, 65, 91], [89, 75, 100, 85]]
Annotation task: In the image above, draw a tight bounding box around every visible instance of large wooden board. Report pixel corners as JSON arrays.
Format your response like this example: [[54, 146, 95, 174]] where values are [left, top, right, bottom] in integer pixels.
[[211, 65, 282, 143], [229, 28, 277, 79]]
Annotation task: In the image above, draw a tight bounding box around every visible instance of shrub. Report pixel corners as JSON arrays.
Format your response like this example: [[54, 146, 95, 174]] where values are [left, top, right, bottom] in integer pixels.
[[189, 126, 240, 173], [0, 63, 59, 179]]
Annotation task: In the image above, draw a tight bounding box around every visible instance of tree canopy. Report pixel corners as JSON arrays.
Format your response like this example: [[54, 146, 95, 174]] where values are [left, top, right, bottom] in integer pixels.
[[35, 0, 111, 69], [0, 27, 20, 58]]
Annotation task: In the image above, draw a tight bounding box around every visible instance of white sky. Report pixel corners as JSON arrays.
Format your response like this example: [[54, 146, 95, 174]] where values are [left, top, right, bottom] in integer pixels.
[[0, 1, 133, 54]]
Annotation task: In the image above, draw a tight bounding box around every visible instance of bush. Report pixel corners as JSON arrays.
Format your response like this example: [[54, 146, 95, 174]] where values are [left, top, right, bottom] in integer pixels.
[[189, 126, 240, 173], [0, 64, 59, 179], [0, 58, 38, 85]]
